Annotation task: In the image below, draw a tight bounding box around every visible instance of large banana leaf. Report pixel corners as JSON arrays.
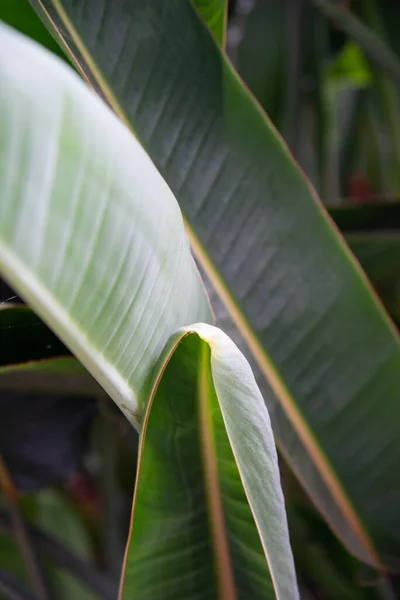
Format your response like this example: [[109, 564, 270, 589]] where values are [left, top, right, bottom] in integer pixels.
[[122, 325, 297, 599], [26, 0, 400, 569], [0, 23, 298, 598]]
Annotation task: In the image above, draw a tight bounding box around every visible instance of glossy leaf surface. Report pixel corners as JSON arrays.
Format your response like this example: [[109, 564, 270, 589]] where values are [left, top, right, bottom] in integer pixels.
[[0, 23, 298, 597], [28, 0, 400, 568], [122, 325, 298, 599], [0, 19, 211, 425]]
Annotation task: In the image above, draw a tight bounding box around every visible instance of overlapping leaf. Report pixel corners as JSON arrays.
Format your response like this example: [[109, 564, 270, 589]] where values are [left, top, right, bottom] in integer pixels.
[[122, 325, 298, 599], [0, 23, 298, 597], [27, 0, 400, 568]]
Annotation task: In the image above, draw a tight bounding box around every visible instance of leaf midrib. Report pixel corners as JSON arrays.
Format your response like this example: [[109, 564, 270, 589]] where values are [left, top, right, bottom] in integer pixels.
[[32, 0, 383, 565], [198, 342, 237, 600]]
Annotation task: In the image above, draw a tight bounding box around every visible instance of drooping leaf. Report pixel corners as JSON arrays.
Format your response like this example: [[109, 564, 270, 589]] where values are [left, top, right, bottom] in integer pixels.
[[27, 0, 400, 568], [326, 40, 371, 87], [122, 325, 298, 599], [0, 18, 211, 425], [0, 23, 298, 597]]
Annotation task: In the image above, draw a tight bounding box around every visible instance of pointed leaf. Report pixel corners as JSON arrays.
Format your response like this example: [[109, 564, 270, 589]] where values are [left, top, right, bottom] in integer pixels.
[[193, 0, 227, 47], [0, 23, 298, 597], [27, 0, 400, 568], [121, 325, 298, 599], [0, 20, 211, 426]]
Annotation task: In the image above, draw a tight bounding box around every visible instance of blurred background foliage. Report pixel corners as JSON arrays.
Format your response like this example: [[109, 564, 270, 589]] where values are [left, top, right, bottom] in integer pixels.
[[0, 0, 399, 598]]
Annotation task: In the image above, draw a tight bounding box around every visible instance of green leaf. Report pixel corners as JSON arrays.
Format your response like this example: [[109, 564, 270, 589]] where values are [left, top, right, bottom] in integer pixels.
[[326, 41, 371, 87], [3, 213, 398, 393], [28, 0, 400, 569], [0, 19, 211, 426], [0, 23, 298, 597], [310, 0, 400, 87], [122, 325, 298, 599], [193, 0, 227, 47]]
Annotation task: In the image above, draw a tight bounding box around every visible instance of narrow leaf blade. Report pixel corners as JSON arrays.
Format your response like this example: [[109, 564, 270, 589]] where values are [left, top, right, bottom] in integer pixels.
[[27, 0, 400, 568], [121, 325, 298, 599]]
